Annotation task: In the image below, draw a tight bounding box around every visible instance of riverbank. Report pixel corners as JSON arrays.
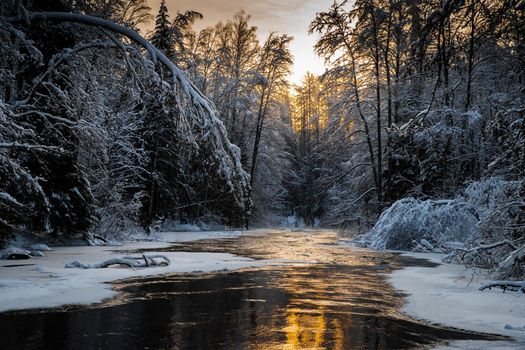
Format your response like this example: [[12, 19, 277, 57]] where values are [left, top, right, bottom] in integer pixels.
[[2, 229, 522, 349], [389, 252, 525, 349], [2, 229, 495, 350], [0, 229, 277, 313]]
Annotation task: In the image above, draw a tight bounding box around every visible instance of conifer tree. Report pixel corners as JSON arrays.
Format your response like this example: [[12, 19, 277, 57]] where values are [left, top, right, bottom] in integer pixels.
[[151, 0, 174, 59]]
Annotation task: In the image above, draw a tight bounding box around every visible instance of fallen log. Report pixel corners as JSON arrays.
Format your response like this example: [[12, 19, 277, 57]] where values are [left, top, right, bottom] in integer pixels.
[[65, 255, 170, 269], [479, 280, 525, 293]]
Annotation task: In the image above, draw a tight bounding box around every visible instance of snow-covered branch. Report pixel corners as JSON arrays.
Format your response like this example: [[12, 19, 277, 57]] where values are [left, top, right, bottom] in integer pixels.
[[13, 12, 212, 112], [456, 240, 520, 255]]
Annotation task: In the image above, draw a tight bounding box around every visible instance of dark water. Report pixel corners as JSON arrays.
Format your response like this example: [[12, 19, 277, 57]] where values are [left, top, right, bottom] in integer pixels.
[[0, 230, 501, 349]]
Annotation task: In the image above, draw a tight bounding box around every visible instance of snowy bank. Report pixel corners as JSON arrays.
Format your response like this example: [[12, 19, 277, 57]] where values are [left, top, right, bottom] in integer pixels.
[[0, 230, 277, 313], [389, 252, 525, 348]]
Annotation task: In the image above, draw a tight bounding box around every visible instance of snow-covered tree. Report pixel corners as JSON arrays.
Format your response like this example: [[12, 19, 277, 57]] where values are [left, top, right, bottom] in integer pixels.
[[0, 1, 251, 244], [150, 0, 174, 59]]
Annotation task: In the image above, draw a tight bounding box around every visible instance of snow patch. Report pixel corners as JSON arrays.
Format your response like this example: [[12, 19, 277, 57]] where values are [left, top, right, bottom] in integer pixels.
[[389, 252, 525, 348], [433, 340, 522, 349], [0, 247, 32, 259], [30, 244, 52, 251], [0, 230, 278, 313]]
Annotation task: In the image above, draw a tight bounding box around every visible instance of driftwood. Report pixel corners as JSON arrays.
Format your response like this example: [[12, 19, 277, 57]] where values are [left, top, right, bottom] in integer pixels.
[[65, 254, 170, 269], [479, 280, 525, 293]]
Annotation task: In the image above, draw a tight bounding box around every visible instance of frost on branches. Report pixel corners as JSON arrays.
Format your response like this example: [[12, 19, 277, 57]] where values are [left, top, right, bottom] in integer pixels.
[[0, 2, 251, 245]]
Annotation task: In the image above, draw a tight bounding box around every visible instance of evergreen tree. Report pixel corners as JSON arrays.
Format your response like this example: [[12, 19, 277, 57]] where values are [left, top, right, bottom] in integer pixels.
[[0, 1, 251, 244], [151, 0, 174, 59]]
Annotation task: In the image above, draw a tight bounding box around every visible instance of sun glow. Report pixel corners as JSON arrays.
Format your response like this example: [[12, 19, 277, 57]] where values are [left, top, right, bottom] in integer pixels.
[[291, 72, 329, 134]]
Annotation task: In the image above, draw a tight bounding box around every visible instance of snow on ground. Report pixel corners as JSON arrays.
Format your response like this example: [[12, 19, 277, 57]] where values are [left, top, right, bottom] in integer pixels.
[[388, 252, 525, 349], [0, 229, 281, 313], [4, 227, 523, 350]]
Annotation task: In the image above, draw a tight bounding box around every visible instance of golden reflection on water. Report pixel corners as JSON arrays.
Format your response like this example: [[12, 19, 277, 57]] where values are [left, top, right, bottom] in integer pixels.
[[284, 309, 326, 349], [160, 231, 400, 349], [0, 231, 501, 350], [109, 230, 469, 349], [235, 231, 402, 350]]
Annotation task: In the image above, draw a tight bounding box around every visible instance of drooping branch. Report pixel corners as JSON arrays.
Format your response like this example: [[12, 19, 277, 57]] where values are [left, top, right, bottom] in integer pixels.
[[9, 11, 213, 114], [5, 10, 251, 213], [18, 39, 118, 106]]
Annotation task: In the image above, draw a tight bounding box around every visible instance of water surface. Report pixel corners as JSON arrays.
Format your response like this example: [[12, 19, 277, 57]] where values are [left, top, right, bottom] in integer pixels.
[[0, 230, 500, 349]]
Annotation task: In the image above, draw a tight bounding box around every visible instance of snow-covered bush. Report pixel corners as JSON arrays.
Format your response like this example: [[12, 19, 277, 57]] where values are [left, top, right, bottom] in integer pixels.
[[360, 178, 523, 251], [464, 178, 523, 240], [359, 197, 478, 250]]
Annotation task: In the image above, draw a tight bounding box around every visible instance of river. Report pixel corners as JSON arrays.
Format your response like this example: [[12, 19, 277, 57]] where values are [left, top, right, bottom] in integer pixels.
[[0, 230, 500, 349]]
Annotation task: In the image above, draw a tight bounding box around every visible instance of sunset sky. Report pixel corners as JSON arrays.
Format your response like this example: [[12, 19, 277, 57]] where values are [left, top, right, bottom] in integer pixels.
[[146, 0, 333, 84]]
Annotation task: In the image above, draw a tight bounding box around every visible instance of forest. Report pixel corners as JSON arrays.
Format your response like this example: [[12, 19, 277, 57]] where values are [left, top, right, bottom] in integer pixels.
[[0, 0, 524, 283]]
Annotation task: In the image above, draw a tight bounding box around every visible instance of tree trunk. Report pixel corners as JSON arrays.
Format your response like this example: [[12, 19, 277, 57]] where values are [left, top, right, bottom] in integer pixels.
[[465, 0, 476, 111]]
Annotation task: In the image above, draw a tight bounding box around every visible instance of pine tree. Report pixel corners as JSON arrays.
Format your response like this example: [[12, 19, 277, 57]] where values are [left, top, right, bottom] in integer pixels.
[[151, 0, 174, 59]]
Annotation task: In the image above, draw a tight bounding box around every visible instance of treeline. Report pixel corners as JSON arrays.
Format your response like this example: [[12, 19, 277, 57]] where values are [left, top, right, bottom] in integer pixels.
[[0, 0, 252, 244], [286, 0, 525, 233], [1, 0, 524, 246]]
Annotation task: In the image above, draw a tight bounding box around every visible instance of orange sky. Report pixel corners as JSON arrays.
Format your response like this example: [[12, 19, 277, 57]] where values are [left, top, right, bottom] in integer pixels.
[[146, 0, 333, 84]]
